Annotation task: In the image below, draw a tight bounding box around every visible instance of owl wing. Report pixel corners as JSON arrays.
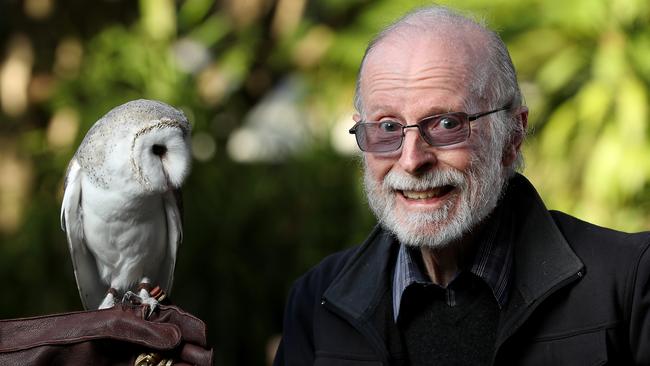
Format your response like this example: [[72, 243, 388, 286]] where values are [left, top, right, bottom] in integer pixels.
[[157, 188, 183, 296], [60, 159, 105, 310]]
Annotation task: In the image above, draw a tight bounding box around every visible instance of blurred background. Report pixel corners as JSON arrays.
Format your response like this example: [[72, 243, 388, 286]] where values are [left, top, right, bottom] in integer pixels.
[[0, 0, 649, 364]]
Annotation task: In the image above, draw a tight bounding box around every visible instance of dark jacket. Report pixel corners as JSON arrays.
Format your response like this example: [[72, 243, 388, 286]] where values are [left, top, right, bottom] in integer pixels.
[[274, 175, 650, 365]]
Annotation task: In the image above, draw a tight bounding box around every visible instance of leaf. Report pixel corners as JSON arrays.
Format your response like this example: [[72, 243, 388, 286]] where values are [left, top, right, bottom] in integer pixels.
[[536, 46, 587, 93]]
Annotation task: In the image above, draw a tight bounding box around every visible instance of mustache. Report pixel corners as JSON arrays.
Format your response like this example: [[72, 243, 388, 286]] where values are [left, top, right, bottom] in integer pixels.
[[382, 168, 467, 191]]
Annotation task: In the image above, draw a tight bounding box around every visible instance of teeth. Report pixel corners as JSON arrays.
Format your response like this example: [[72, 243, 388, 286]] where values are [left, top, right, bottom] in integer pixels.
[[402, 187, 446, 199]]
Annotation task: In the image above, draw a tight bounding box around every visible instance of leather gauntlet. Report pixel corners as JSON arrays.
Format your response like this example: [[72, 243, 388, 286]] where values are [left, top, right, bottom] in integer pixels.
[[0, 304, 213, 366]]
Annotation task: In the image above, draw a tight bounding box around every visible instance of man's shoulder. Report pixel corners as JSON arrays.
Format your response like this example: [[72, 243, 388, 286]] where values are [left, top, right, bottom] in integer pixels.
[[550, 210, 650, 263], [297, 245, 361, 289], [290, 225, 390, 300]]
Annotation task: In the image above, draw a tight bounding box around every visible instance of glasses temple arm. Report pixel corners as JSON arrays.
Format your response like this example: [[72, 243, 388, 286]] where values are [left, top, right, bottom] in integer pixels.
[[468, 103, 513, 121]]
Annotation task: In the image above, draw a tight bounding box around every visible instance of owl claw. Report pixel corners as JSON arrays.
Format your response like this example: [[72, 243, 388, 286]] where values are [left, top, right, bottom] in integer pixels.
[[139, 287, 160, 318], [121, 289, 159, 318], [143, 299, 159, 318], [121, 290, 141, 304]]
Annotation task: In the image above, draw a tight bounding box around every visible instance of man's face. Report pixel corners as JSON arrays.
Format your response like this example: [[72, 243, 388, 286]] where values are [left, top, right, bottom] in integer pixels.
[[359, 31, 510, 249]]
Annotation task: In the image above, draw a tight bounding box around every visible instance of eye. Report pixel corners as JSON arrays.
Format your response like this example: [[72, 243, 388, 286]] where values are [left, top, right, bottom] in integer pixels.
[[438, 116, 462, 129], [378, 121, 401, 133]]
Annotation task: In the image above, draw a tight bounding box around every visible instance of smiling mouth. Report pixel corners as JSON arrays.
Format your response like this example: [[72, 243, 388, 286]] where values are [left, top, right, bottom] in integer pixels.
[[400, 185, 455, 200]]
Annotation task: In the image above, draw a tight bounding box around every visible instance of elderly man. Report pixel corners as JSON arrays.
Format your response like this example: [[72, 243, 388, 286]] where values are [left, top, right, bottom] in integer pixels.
[[274, 5, 650, 366]]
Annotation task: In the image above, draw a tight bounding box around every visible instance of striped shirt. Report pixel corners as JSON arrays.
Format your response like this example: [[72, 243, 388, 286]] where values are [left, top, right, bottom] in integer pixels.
[[392, 203, 513, 322]]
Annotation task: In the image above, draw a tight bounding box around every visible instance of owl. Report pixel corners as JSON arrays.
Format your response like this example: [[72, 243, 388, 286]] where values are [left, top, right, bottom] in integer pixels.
[[60, 99, 191, 310]]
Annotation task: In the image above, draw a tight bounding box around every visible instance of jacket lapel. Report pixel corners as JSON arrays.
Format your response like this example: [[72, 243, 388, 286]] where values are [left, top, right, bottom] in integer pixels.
[[495, 175, 585, 349], [321, 226, 398, 363], [322, 226, 396, 320]]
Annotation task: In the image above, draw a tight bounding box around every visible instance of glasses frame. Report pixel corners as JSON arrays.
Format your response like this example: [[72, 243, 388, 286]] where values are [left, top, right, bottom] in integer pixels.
[[348, 104, 512, 153]]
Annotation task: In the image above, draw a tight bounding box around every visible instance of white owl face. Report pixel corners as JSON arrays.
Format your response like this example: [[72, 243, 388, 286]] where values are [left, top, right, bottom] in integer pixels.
[[74, 99, 192, 194], [129, 118, 191, 192]]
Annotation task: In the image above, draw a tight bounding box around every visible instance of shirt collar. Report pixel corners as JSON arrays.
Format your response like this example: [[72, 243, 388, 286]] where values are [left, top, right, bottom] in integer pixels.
[[392, 201, 514, 322]]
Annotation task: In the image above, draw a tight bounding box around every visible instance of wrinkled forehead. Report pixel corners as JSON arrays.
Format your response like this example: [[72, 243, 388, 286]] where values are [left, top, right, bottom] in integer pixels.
[[360, 25, 491, 107], [368, 33, 479, 72]]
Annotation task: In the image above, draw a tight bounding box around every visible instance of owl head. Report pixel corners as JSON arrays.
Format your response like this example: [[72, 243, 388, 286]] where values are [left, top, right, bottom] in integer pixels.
[[75, 99, 192, 194]]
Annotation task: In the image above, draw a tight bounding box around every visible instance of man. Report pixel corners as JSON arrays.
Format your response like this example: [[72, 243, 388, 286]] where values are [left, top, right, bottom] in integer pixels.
[[274, 5, 650, 366]]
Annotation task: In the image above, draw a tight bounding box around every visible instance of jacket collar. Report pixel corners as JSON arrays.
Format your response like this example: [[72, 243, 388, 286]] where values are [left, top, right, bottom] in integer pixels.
[[322, 225, 397, 321], [322, 174, 584, 325], [505, 174, 584, 305]]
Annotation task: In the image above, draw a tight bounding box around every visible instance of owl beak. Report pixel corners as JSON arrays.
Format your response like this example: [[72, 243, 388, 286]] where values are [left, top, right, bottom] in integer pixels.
[[152, 144, 167, 157]]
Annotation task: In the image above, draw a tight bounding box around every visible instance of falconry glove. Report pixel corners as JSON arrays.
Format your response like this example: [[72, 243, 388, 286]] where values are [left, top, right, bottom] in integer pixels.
[[0, 304, 213, 366]]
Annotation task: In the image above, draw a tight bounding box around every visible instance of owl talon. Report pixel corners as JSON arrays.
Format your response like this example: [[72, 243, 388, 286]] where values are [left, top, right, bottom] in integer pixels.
[[139, 287, 160, 319], [145, 301, 158, 318], [119, 291, 157, 318], [121, 290, 142, 305]]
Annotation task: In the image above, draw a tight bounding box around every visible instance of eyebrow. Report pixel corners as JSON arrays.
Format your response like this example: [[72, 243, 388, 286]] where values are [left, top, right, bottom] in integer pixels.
[[362, 106, 399, 122], [365, 105, 462, 123], [422, 107, 458, 117]]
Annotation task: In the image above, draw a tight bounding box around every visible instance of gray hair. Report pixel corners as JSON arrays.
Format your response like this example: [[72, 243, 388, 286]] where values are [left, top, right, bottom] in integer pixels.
[[354, 5, 525, 172]]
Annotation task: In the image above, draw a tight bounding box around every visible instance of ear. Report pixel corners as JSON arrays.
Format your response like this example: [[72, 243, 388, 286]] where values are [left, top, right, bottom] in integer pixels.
[[502, 106, 528, 167]]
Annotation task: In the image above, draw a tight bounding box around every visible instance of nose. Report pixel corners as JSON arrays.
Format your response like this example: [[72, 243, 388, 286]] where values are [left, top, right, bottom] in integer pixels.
[[398, 127, 437, 175]]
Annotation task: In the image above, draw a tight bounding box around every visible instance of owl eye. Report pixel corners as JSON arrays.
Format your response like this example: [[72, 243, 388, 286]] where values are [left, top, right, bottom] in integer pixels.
[[152, 144, 167, 156]]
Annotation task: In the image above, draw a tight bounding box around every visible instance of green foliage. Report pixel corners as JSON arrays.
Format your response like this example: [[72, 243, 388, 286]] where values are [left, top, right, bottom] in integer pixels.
[[504, 0, 650, 230]]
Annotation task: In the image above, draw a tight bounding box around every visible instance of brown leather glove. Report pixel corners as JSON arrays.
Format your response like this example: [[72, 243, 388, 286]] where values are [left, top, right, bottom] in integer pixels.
[[0, 304, 213, 366]]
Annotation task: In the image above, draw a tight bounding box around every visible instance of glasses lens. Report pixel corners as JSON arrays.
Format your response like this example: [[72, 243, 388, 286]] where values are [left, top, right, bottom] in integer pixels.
[[355, 122, 403, 152], [422, 113, 469, 146]]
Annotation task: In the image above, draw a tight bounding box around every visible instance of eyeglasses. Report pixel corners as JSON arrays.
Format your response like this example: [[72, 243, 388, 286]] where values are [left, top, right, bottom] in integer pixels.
[[349, 104, 511, 153]]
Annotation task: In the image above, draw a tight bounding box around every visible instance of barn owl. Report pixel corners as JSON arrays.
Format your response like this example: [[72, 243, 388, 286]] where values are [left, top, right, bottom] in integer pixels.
[[60, 99, 191, 311]]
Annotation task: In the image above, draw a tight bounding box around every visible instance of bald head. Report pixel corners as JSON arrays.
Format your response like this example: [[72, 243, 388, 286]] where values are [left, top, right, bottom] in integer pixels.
[[361, 25, 491, 113], [356, 6, 520, 113], [354, 5, 525, 171]]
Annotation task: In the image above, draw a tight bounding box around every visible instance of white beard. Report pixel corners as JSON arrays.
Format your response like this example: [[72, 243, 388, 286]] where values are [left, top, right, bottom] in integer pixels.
[[363, 141, 508, 249]]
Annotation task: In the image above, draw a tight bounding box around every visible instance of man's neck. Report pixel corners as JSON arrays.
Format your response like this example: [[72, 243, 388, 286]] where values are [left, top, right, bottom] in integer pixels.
[[419, 246, 463, 287], [419, 225, 484, 287]]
